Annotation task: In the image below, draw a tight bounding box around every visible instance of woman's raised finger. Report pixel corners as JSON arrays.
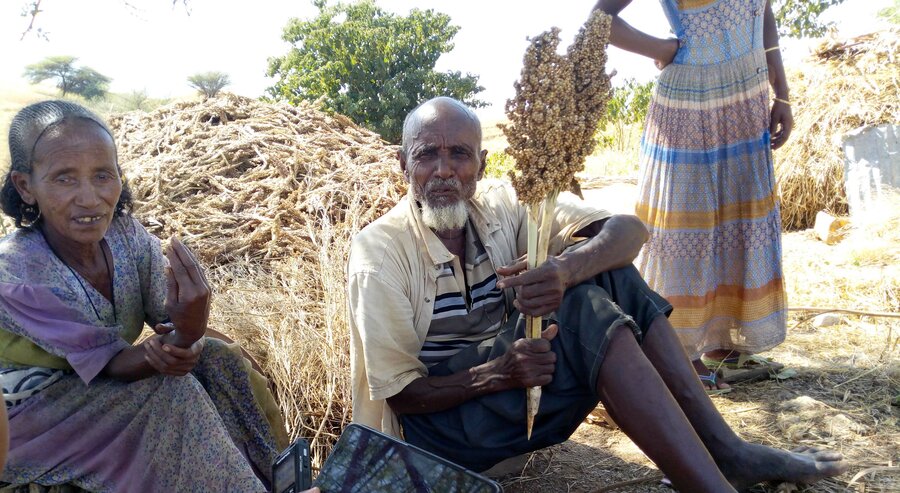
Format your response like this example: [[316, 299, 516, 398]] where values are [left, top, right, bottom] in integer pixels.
[[169, 237, 208, 288], [166, 243, 196, 295]]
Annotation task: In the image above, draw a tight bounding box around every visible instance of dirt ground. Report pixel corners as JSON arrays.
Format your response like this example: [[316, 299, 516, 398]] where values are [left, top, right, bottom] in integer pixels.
[[494, 181, 900, 493]]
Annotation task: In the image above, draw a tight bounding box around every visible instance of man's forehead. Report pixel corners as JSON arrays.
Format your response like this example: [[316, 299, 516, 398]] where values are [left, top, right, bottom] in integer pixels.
[[408, 105, 481, 148]]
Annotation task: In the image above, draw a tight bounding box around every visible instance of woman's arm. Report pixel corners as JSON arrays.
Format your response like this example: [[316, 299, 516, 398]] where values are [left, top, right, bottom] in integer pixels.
[[102, 237, 211, 382], [763, 0, 793, 149], [594, 0, 679, 67], [102, 334, 203, 382]]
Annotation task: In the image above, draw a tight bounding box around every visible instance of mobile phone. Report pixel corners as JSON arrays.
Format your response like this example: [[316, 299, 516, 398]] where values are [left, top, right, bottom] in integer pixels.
[[273, 438, 312, 493], [314, 423, 501, 493]]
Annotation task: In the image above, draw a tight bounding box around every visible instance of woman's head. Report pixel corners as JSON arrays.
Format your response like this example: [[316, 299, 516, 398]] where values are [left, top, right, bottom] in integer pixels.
[[3, 100, 133, 243]]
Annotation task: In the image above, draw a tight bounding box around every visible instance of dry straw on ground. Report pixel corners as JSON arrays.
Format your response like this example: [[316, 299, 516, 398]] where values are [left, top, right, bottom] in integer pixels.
[[776, 28, 899, 230], [109, 94, 406, 466]]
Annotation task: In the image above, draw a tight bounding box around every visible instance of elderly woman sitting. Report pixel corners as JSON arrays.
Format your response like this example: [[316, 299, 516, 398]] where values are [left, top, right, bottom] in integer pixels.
[[0, 100, 286, 492]]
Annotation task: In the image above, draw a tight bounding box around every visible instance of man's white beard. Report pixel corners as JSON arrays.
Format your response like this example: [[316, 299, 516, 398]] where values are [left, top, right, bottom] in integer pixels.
[[421, 200, 468, 232]]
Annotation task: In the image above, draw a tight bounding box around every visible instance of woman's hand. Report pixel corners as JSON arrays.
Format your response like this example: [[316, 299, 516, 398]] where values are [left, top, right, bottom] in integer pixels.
[[164, 237, 211, 346], [770, 99, 793, 150], [142, 334, 204, 376], [654, 38, 679, 70]]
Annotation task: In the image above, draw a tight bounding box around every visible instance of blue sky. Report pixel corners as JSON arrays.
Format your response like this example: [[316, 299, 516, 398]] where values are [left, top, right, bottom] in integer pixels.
[[0, 0, 892, 119]]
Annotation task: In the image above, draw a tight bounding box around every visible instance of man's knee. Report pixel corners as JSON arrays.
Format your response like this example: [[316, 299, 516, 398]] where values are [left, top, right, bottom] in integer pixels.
[[593, 266, 672, 330], [557, 282, 625, 330]]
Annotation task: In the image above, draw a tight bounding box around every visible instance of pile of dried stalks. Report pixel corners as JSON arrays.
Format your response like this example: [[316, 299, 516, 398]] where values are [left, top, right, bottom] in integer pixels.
[[776, 29, 900, 230], [109, 93, 403, 265], [109, 94, 406, 466]]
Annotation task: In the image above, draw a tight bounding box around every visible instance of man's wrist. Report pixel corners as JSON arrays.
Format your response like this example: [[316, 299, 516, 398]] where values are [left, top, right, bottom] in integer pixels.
[[554, 250, 582, 289], [469, 360, 507, 395]]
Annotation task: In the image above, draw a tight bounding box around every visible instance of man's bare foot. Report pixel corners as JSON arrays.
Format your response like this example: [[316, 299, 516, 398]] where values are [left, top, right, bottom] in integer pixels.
[[719, 442, 848, 491], [692, 358, 731, 393]]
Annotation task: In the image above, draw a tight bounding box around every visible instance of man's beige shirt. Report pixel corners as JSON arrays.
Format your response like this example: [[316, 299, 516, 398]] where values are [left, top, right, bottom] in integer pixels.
[[347, 180, 611, 437]]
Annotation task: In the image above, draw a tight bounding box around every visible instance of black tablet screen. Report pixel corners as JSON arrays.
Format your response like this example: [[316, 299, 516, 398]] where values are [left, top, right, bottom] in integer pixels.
[[314, 425, 499, 493]]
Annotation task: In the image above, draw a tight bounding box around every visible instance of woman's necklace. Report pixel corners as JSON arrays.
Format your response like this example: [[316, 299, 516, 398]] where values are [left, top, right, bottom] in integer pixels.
[[40, 230, 117, 323]]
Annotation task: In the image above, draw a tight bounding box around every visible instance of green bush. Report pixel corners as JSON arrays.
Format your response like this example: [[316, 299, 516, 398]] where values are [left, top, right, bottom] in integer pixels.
[[596, 78, 654, 152], [484, 151, 516, 180]]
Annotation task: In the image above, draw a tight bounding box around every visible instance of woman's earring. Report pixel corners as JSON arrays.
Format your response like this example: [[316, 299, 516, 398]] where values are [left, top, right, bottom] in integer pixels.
[[22, 203, 41, 226]]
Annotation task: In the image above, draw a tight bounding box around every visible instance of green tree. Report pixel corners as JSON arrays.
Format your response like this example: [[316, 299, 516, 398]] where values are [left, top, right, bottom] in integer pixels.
[[125, 89, 150, 111], [598, 78, 655, 152], [774, 0, 848, 38], [265, 0, 486, 143], [879, 0, 900, 24], [187, 71, 231, 98], [23, 55, 77, 95], [68, 67, 112, 100], [23, 56, 111, 100]]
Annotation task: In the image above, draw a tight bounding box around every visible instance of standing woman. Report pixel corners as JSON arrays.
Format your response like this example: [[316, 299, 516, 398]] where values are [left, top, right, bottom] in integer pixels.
[[594, 0, 793, 392]]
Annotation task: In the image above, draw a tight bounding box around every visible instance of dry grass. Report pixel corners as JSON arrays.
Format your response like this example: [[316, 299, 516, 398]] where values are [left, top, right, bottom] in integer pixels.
[[109, 94, 406, 466], [776, 29, 900, 230]]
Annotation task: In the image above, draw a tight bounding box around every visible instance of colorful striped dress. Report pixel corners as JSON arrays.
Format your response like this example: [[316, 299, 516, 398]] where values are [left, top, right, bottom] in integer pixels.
[[635, 0, 786, 359]]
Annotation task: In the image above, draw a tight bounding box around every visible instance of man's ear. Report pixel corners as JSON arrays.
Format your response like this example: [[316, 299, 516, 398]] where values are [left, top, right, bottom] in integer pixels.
[[477, 149, 488, 180], [398, 149, 410, 181], [10, 171, 36, 206]]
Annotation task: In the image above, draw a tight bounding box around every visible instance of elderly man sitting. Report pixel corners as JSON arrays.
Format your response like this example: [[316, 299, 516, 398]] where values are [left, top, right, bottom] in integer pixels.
[[347, 97, 846, 492]]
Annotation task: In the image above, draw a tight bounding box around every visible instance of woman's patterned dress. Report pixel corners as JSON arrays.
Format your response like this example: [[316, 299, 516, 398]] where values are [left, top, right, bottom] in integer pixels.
[[0, 216, 277, 492], [636, 0, 787, 358]]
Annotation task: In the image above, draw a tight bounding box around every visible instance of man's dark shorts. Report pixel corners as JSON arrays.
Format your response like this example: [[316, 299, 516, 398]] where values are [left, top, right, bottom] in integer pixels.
[[400, 265, 672, 472]]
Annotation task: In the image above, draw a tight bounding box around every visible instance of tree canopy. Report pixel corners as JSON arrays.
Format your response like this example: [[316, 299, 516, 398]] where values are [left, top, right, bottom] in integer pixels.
[[774, 0, 848, 38], [598, 78, 655, 151], [879, 0, 900, 25], [188, 71, 231, 98], [265, 0, 485, 143], [23, 56, 111, 100]]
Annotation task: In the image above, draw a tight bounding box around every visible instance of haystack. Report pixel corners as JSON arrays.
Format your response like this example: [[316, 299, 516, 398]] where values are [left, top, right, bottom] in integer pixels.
[[109, 94, 406, 465], [776, 29, 899, 230], [109, 93, 403, 265]]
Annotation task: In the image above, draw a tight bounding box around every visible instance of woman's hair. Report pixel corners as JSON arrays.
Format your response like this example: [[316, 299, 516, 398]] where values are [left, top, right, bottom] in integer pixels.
[[2, 100, 133, 228]]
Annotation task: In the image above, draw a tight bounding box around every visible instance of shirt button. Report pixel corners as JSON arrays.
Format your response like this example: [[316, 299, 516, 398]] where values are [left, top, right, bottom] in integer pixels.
[[425, 297, 431, 303]]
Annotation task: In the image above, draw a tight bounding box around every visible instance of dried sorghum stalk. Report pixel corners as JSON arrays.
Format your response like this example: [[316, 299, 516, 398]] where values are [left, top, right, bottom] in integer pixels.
[[499, 9, 613, 440], [501, 10, 613, 204]]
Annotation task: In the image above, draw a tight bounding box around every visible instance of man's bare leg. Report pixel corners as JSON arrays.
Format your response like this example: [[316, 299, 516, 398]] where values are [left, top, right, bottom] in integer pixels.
[[596, 325, 736, 492], [640, 316, 847, 490]]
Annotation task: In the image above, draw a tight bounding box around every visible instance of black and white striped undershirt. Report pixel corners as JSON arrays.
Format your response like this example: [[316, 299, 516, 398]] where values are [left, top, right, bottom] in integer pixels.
[[420, 221, 507, 367]]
